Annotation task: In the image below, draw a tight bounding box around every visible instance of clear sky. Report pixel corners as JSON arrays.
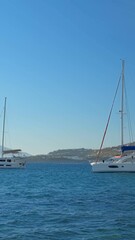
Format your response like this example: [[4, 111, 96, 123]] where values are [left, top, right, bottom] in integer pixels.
[[0, 0, 135, 155]]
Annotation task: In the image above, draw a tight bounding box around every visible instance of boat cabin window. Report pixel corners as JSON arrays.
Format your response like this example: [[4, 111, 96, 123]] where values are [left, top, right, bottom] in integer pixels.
[[6, 165, 11, 167], [7, 159, 11, 162], [0, 164, 4, 166], [108, 165, 118, 168], [0, 159, 5, 162]]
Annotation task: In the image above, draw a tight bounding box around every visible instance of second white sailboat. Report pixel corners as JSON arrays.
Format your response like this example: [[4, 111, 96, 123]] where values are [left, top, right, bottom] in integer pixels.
[[90, 60, 135, 172]]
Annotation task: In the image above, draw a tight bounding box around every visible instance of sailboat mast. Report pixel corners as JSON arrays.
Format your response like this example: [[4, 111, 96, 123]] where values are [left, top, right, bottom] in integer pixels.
[[2, 97, 7, 157], [121, 60, 124, 147]]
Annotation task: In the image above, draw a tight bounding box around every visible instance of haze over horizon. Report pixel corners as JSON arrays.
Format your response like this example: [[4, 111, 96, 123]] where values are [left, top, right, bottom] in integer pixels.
[[0, 0, 135, 155]]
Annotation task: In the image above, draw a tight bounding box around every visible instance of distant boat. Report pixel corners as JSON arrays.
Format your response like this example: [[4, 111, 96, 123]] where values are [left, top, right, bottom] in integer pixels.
[[0, 97, 26, 168], [90, 60, 135, 172]]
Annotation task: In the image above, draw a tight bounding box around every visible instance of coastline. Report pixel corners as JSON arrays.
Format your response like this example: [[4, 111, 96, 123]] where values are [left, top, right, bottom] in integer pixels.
[[25, 156, 90, 164]]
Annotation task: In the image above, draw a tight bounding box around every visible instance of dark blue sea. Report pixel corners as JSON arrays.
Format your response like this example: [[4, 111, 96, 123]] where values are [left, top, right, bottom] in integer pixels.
[[1, 161, 135, 240]]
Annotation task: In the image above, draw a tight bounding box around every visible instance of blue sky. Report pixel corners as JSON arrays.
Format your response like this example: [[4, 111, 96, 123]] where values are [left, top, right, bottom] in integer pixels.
[[0, 0, 135, 155]]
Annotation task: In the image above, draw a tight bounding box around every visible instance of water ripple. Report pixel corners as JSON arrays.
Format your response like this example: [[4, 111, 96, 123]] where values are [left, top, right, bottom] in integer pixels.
[[0, 163, 135, 239]]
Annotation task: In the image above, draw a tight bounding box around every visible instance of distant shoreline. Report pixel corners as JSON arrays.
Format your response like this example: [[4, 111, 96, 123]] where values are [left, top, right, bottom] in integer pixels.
[[25, 156, 90, 164]]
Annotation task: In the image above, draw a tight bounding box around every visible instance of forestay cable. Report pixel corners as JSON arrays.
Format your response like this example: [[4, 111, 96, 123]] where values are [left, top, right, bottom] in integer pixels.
[[96, 76, 121, 162]]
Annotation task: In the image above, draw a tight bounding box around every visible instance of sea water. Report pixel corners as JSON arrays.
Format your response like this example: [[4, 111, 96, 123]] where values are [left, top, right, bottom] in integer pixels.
[[0, 162, 135, 240]]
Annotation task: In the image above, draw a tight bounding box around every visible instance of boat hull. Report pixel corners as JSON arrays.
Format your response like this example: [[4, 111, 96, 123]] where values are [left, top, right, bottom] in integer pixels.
[[90, 162, 135, 172], [0, 157, 26, 169]]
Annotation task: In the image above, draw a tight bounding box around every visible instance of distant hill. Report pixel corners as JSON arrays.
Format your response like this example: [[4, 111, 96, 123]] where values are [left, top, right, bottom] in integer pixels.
[[26, 145, 128, 162], [24, 142, 135, 163], [47, 146, 121, 160], [48, 148, 94, 159]]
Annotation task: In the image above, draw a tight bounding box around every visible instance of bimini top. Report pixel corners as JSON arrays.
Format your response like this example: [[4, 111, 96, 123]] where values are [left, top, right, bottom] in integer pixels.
[[121, 145, 135, 153], [3, 149, 21, 154]]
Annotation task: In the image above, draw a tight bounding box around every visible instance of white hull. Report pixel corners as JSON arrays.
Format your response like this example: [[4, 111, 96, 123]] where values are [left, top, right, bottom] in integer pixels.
[[90, 61, 135, 173], [0, 157, 26, 169], [90, 159, 135, 172]]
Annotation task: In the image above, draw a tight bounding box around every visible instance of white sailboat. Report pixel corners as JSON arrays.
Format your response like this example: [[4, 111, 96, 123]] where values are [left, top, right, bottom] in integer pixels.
[[90, 60, 135, 172], [0, 97, 26, 168]]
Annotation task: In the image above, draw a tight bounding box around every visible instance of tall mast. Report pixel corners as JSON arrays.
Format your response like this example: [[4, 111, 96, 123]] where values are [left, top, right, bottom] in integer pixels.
[[2, 97, 7, 157], [121, 60, 124, 147]]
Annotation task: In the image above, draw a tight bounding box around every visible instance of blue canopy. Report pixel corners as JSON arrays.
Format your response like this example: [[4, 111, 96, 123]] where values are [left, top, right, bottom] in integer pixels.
[[121, 145, 135, 153]]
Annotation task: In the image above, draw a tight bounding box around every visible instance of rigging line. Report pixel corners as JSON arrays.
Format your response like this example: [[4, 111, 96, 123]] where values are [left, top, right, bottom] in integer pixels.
[[96, 75, 121, 162], [124, 84, 134, 143]]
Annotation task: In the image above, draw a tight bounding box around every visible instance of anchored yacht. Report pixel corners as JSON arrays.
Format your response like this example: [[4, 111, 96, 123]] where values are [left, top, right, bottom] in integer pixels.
[[90, 60, 135, 172]]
